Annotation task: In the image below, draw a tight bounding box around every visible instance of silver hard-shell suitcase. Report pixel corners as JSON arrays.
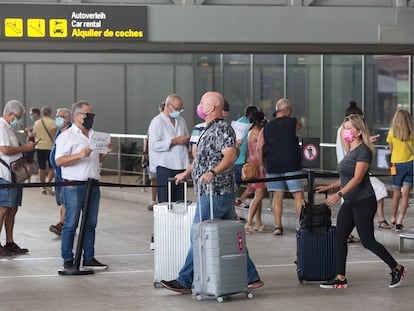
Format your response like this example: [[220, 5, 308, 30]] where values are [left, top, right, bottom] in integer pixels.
[[192, 185, 253, 302], [153, 180, 196, 287]]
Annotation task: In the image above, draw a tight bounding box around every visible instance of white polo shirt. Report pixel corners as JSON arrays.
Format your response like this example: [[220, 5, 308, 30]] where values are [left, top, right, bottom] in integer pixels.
[[148, 112, 190, 172], [0, 117, 23, 181], [55, 125, 100, 181]]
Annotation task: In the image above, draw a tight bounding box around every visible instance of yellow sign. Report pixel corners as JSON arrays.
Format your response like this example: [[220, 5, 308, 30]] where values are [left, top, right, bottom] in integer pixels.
[[27, 19, 45, 37], [49, 19, 67, 38], [5, 18, 23, 37]]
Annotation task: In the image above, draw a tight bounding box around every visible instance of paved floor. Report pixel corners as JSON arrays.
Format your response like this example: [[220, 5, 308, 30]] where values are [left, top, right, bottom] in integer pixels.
[[1, 180, 414, 311]]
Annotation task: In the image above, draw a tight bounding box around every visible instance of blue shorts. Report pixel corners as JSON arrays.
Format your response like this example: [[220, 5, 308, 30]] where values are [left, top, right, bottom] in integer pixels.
[[234, 164, 243, 185], [392, 161, 413, 188], [266, 170, 304, 192], [0, 178, 23, 208]]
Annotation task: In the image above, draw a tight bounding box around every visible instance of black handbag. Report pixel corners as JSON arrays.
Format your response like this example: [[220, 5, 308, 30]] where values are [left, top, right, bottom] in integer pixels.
[[299, 200, 331, 234]]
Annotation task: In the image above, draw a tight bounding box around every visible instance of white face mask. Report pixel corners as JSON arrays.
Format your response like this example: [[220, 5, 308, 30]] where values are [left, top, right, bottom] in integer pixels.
[[169, 110, 181, 119]]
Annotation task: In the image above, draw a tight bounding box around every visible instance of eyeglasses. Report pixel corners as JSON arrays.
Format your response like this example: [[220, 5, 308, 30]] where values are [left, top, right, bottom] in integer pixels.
[[12, 112, 22, 119], [168, 103, 184, 113]]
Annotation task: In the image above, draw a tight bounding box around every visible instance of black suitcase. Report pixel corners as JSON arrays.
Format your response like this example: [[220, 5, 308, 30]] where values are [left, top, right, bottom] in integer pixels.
[[296, 226, 336, 283]]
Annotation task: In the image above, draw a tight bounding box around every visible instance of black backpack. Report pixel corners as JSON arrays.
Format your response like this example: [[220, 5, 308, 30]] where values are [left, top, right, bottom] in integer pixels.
[[299, 200, 332, 234]]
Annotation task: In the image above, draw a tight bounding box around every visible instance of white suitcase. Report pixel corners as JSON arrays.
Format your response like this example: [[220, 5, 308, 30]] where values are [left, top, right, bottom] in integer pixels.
[[153, 180, 196, 287]]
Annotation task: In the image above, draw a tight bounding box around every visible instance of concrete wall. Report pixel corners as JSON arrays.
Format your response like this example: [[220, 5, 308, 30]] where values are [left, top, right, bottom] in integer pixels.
[[0, 2, 413, 53]]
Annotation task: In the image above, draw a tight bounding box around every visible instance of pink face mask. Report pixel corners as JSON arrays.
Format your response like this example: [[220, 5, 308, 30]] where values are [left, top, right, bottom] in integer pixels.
[[343, 129, 356, 142], [196, 104, 207, 120]]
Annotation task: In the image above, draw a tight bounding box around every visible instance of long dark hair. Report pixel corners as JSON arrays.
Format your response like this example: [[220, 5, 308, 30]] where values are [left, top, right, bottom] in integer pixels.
[[249, 111, 266, 128]]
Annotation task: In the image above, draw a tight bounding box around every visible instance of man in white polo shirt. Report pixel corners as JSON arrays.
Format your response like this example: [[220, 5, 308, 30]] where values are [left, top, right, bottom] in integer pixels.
[[55, 100, 112, 271]]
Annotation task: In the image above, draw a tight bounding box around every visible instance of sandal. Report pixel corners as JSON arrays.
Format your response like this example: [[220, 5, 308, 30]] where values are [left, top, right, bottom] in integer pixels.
[[273, 227, 283, 236], [245, 225, 253, 234], [254, 225, 273, 233], [347, 235, 360, 243], [378, 220, 392, 229]]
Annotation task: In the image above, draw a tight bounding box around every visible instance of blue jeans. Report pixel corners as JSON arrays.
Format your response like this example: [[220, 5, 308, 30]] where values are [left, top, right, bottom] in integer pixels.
[[61, 184, 100, 262], [54, 171, 64, 206], [392, 160, 413, 188], [177, 192, 261, 288]]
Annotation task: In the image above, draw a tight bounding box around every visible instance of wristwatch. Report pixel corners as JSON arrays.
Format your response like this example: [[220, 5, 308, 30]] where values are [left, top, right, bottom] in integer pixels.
[[210, 169, 217, 176], [337, 191, 343, 198]]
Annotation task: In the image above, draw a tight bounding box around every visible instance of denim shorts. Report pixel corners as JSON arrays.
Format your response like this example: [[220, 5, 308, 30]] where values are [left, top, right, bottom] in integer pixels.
[[392, 160, 413, 188], [0, 178, 22, 208], [266, 170, 304, 192]]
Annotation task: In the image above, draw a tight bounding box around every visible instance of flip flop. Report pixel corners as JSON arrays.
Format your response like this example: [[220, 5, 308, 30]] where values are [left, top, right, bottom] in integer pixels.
[[273, 227, 283, 236], [254, 225, 273, 233]]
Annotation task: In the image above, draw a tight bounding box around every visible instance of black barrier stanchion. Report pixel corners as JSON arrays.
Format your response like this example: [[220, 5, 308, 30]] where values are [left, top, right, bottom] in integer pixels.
[[58, 178, 96, 276], [307, 169, 315, 207]]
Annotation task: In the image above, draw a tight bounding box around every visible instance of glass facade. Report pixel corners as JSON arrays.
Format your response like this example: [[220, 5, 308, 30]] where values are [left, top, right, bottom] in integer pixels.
[[195, 53, 412, 172], [0, 52, 411, 173]]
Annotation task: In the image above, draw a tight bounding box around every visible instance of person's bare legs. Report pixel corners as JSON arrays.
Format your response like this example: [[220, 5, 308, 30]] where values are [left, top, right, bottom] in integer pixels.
[[245, 188, 266, 231], [26, 163, 34, 182], [4, 206, 17, 244], [0, 206, 10, 254], [390, 188, 402, 225], [396, 185, 411, 226], [376, 198, 391, 229], [47, 168, 54, 183], [292, 191, 304, 217], [151, 177, 157, 202], [272, 191, 284, 232], [39, 168, 46, 193]]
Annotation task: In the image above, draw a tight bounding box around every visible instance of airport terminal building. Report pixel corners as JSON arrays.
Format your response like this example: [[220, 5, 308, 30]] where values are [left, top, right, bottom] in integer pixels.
[[0, 0, 413, 172]]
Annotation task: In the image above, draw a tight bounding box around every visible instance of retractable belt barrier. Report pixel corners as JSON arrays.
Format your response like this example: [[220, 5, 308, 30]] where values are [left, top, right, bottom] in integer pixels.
[[3, 170, 408, 276]]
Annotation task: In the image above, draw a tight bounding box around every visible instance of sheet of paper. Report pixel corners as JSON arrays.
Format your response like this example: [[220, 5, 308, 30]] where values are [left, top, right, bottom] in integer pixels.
[[231, 121, 252, 140], [90, 131, 111, 153]]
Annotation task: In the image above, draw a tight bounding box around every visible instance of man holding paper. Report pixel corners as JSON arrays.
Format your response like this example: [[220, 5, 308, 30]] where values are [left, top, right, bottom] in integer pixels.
[[55, 100, 112, 272]]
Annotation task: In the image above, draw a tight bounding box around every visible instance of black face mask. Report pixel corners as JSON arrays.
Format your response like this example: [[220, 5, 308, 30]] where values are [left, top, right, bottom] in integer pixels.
[[83, 113, 94, 130]]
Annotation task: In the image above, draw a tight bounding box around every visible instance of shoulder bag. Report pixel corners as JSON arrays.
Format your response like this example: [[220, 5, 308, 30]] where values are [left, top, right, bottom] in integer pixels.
[[241, 162, 259, 181], [0, 157, 30, 184]]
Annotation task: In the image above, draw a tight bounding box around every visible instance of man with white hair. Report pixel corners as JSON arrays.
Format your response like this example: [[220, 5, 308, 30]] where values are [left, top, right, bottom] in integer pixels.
[[0, 99, 36, 256], [147, 94, 190, 203]]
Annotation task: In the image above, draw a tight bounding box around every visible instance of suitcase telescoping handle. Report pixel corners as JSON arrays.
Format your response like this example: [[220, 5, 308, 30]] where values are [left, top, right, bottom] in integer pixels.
[[167, 177, 187, 211], [197, 182, 214, 223]]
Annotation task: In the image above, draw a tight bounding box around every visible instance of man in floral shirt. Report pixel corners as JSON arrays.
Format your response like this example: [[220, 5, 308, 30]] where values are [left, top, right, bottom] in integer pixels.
[[160, 91, 264, 294]]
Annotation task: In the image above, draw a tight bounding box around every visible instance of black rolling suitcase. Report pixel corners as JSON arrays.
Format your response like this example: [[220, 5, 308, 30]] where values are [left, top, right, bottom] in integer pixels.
[[296, 188, 336, 283], [296, 226, 336, 283]]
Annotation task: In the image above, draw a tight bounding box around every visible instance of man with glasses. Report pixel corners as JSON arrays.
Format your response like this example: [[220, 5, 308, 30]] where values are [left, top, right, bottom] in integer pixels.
[[55, 100, 112, 271], [148, 94, 190, 203]]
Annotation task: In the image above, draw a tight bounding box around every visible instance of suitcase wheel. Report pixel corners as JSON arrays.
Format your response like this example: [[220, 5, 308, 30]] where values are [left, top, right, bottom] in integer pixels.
[[216, 296, 224, 303], [247, 292, 254, 299], [196, 295, 202, 301]]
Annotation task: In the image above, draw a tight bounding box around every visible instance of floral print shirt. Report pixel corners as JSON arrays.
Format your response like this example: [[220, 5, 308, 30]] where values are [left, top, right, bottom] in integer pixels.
[[192, 119, 238, 196]]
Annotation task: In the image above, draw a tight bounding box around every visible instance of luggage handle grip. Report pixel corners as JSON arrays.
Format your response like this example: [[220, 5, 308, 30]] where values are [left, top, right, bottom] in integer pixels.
[[167, 178, 187, 211], [197, 181, 214, 223]]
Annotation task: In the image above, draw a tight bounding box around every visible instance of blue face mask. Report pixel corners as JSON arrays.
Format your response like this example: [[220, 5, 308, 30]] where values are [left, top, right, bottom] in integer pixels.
[[11, 117, 22, 129], [55, 116, 65, 128], [170, 110, 181, 119], [29, 115, 35, 122]]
